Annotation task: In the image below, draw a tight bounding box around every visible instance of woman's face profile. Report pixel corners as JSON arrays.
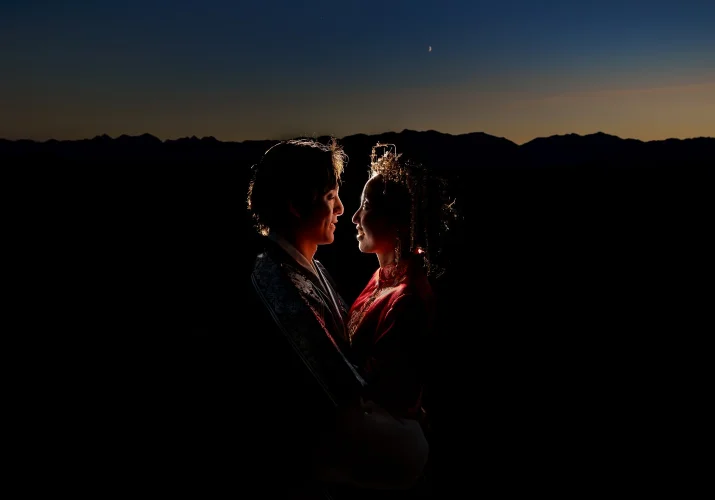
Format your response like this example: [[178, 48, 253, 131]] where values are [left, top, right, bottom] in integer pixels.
[[352, 176, 395, 255]]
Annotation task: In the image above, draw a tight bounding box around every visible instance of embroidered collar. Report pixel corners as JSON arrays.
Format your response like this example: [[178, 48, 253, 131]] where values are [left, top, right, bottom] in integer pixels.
[[377, 260, 410, 287], [267, 232, 347, 342], [268, 231, 319, 277]]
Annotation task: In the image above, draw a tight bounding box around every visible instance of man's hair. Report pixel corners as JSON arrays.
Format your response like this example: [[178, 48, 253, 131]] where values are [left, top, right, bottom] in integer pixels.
[[247, 137, 347, 236]]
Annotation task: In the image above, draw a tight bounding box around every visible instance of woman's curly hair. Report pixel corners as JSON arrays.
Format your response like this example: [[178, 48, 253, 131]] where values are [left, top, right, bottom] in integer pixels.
[[368, 143, 459, 277]]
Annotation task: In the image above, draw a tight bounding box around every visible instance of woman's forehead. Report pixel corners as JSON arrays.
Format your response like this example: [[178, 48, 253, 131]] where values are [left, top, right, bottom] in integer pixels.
[[363, 176, 383, 198]]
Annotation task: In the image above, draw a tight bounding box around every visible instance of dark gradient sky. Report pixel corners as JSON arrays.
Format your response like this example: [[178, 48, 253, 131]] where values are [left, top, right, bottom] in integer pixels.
[[1, 0, 713, 143]]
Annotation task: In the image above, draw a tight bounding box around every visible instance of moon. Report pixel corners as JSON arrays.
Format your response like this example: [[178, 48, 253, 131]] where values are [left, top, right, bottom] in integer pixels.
[[428, 46, 432, 52]]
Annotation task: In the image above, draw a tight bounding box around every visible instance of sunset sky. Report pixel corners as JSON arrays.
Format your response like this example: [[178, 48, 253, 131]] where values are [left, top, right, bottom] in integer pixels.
[[1, 0, 713, 144]]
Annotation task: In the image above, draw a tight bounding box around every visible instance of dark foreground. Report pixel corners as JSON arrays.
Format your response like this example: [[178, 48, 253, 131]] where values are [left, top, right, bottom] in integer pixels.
[[26, 160, 707, 496]]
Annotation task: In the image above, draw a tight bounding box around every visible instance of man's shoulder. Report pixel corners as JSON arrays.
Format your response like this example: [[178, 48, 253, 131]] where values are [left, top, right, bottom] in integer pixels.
[[252, 235, 299, 269]]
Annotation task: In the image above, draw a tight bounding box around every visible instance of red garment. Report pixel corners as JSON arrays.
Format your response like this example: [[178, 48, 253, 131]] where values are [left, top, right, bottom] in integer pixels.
[[347, 258, 435, 419]]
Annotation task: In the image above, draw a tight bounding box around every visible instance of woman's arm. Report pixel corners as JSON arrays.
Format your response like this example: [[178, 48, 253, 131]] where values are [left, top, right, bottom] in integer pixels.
[[363, 293, 431, 417]]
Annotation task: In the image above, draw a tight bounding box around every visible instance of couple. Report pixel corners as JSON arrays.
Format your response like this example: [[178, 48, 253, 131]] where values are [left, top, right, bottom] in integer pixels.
[[247, 138, 453, 497]]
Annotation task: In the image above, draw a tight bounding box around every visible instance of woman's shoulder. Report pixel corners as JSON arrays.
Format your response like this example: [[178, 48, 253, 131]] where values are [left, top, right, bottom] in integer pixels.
[[384, 265, 436, 323], [389, 282, 434, 316], [402, 263, 435, 301]]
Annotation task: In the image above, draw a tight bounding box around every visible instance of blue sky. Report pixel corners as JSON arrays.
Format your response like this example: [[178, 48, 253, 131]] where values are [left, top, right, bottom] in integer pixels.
[[1, 0, 713, 142]]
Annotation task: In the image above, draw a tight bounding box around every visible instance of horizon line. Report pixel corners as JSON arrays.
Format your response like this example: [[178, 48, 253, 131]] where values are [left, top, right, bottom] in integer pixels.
[[1, 129, 714, 146]]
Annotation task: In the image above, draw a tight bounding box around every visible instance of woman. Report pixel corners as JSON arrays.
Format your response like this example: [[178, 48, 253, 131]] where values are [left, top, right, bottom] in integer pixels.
[[348, 143, 457, 422]]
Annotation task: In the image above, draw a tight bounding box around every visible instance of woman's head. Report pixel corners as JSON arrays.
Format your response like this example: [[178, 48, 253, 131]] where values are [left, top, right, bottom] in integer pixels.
[[351, 143, 457, 275], [247, 138, 347, 246]]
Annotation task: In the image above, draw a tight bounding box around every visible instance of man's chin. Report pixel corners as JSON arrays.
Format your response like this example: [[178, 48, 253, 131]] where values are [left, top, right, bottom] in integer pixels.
[[319, 236, 334, 245]]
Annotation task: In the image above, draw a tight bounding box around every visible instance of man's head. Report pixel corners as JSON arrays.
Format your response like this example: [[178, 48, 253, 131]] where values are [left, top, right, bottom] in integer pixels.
[[247, 138, 347, 248]]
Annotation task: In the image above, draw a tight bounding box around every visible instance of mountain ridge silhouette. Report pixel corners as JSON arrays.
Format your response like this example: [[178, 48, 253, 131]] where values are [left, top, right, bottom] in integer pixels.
[[2, 128, 712, 167], [2, 128, 713, 146]]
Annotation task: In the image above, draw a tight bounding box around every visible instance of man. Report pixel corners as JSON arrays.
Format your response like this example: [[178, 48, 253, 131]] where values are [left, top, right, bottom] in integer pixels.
[[245, 138, 429, 497]]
